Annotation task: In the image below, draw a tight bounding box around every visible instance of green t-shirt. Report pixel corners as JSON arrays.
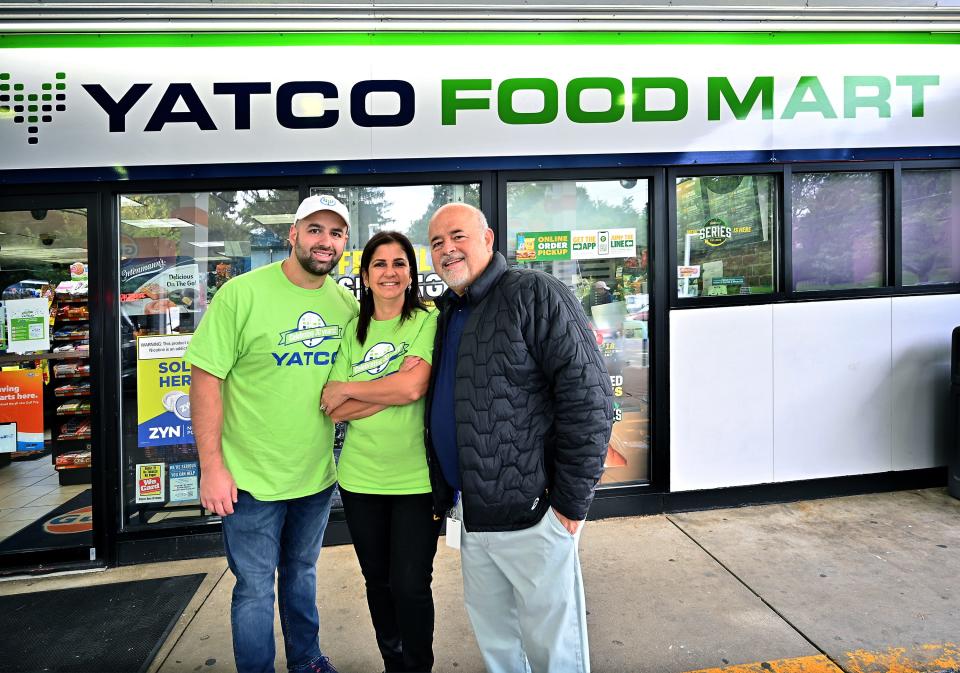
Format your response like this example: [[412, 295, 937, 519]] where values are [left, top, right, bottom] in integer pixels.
[[331, 307, 438, 495], [184, 262, 359, 501]]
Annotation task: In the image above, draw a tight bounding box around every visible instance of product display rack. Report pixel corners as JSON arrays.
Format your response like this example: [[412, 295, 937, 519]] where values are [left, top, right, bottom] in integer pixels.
[[50, 291, 92, 485]]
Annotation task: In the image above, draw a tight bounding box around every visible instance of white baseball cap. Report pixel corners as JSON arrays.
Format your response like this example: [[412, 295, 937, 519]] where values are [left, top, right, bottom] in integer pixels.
[[294, 194, 350, 230]]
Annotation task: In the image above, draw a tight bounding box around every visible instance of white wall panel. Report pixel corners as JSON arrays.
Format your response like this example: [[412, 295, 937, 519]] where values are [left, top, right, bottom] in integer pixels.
[[772, 298, 892, 482], [891, 294, 960, 470], [670, 305, 774, 491]]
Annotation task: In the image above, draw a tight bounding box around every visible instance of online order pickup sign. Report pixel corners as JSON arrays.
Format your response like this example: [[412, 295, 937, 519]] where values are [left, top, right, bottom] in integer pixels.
[[136, 334, 193, 447]]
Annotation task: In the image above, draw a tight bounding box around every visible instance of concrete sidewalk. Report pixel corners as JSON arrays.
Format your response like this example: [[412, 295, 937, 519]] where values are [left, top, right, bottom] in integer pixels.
[[2, 488, 958, 673]]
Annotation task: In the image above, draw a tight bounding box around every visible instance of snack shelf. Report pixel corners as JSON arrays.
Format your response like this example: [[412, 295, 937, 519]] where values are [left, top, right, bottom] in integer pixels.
[[56, 462, 91, 470], [54, 389, 91, 398], [0, 351, 87, 365], [49, 285, 93, 485]]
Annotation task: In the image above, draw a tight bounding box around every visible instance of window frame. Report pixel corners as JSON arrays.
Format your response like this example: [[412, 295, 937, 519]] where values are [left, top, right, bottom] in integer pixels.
[[497, 167, 667, 496], [113, 171, 497, 535], [668, 164, 785, 309], [786, 162, 894, 297]]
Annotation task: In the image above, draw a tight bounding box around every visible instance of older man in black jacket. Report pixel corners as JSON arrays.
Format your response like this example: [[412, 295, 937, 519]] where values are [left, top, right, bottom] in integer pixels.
[[425, 203, 613, 673]]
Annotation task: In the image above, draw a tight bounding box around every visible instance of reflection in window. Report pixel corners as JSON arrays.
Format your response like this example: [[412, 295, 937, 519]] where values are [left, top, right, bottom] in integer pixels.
[[506, 179, 650, 486], [902, 169, 960, 286], [792, 172, 885, 292], [118, 189, 299, 530], [309, 184, 480, 303], [675, 175, 777, 298]]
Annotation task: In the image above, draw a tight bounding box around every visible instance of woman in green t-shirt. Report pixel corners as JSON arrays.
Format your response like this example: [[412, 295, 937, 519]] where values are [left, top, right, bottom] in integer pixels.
[[321, 230, 441, 673]]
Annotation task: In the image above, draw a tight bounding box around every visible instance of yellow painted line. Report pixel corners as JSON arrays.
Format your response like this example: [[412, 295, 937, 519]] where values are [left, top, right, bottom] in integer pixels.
[[844, 643, 960, 673], [683, 644, 960, 673], [685, 654, 843, 673]]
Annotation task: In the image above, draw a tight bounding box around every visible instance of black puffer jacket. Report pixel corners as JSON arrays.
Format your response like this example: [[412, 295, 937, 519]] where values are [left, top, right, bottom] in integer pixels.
[[425, 252, 614, 532]]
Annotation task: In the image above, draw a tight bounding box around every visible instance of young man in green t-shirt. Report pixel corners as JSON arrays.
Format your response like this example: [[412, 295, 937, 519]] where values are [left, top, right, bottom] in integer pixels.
[[185, 194, 358, 673]]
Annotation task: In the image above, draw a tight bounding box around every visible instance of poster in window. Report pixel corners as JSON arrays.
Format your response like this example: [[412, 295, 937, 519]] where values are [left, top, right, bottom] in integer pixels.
[[0, 369, 44, 451], [136, 463, 166, 503], [169, 461, 199, 502], [136, 335, 193, 447], [5, 298, 50, 354]]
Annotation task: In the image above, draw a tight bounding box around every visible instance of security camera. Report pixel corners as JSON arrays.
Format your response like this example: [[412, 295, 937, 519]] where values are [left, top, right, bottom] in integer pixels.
[[619, 179, 637, 189], [41, 235, 55, 246]]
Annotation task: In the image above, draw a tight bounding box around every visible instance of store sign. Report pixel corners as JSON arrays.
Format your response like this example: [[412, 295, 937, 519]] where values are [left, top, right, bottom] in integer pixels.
[[1, 40, 957, 170], [0, 369, 44, 451], [698, 218, 733, 247], [335, 244, 445, 300], [136, 463, 166, 503], [136, 335, 193, 447], [517, 228, 636, 263], [516, 232, 571, 262], [572, 229, 636, 259]]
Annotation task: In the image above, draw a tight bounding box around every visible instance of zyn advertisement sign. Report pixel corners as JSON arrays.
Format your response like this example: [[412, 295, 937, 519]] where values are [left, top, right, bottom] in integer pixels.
[[1, 39, 958, 170], [136, 334, 193, 447]]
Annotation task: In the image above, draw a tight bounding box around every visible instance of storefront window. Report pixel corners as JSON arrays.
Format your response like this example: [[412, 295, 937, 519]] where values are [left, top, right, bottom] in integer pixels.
[[902, 169, 960, 286], [118, 190, 299, 529], [791, 172, 885, 291], [309, 183, 480, 303], [506, 178, 650, 486], [0, 207, 93, 553], [675, 174, 777, 299], [118, 185, 480, 527]]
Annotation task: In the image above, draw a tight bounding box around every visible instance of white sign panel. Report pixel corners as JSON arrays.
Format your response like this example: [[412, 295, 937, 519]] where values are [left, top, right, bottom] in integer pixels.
[[4, 298, 50, 354], [571, 228, 636, 260], [0, 423, 15, 454], [1, 41, 958, 170], [169, 461, 200, 503]]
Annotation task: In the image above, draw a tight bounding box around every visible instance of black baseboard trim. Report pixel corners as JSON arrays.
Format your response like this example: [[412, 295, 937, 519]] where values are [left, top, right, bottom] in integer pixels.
[[0, 556, 105, 578], [589, 466, 949, 520], [115, 520, 355, 566], [116, 531, 225, 566], [104, 468, 950, 565]]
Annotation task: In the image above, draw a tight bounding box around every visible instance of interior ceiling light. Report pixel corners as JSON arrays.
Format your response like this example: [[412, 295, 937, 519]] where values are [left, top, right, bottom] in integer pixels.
[[120, 196, 145, 208], [121, 217, 194, 229], [252, 214, 295, 226]]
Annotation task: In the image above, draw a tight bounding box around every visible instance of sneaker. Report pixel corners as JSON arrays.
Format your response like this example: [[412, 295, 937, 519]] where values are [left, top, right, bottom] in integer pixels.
[[306, 655, 339, 673]]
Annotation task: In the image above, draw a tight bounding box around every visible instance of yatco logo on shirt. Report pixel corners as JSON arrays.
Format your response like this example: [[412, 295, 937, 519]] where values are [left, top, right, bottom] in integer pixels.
[[272, 311, 344, 366], [353, 342, 408, 377]]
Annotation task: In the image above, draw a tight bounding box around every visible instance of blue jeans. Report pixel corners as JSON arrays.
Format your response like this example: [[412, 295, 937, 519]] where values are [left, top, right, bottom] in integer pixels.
[[222, 485, 335, 673]]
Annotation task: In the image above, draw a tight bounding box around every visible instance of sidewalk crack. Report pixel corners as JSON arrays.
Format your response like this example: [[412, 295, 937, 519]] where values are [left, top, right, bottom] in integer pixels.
[[666, 515, 847, 673]]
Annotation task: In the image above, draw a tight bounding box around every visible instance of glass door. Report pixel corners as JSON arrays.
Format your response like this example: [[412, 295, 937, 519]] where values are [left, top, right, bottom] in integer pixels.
[[0, 196, 97, 567], [504, 178, 651, 486]]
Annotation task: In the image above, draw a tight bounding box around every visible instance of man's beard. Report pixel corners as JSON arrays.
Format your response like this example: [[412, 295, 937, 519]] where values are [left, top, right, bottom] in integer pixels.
[[294, 240, 341, 277], [438, 253, 469, 293]]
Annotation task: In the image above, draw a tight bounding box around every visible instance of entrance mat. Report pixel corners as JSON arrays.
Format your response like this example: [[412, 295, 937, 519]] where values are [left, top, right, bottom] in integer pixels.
[[0, 489, 92, 554], [0, 573, 206, 673]]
